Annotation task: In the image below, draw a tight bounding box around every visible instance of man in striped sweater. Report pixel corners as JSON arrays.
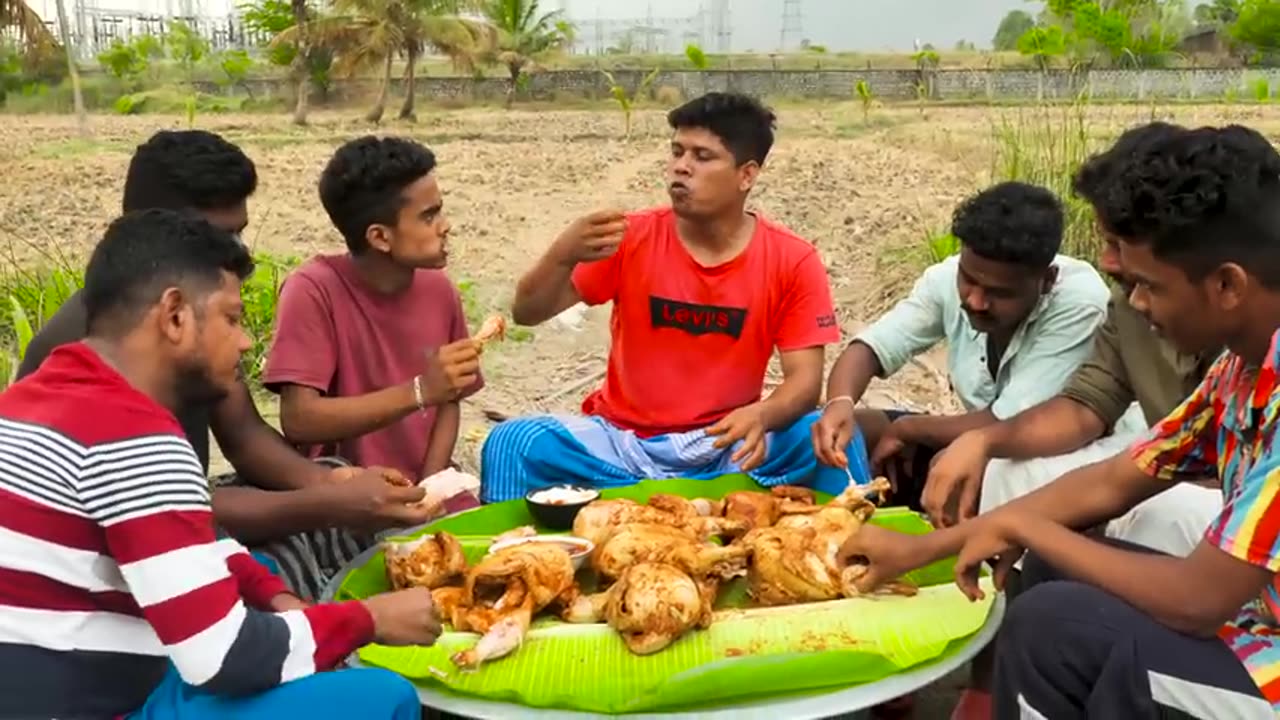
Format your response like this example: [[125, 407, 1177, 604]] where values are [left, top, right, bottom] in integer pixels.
[[0, 209, 437, 718]]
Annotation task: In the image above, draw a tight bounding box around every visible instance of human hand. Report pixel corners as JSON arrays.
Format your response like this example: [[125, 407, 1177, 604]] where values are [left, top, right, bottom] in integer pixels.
[[322, 469, 439, 533], [837, 524, 931, 593], [921, 431, 990, 529], [811, 399, 856, 468], [328, 465, 412, 488], [363, 587, 442, 646], [953, 513, 1027, 602], [707, 404, 769, 472], [869, 419, 916, 492], [551, 209, 628, 266], [419, 339, 481, 406]]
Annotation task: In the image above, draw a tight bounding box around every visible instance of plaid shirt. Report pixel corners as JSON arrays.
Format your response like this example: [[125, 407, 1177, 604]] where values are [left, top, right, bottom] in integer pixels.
[[1130, 328, 1280, 707]]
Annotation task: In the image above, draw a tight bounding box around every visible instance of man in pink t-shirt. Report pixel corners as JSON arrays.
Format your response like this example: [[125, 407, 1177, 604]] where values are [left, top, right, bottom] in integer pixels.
[[264, 137, 483, 506], [480, 92, 869, 503]]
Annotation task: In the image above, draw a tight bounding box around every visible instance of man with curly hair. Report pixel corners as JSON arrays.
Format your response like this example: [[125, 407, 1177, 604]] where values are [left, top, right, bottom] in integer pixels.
[[481, 92, 850, 502], [845, 122, 1280, 719], [812, 180, 1111, 517], [17, 130, 437, 603], [264, 136, 482, 505]]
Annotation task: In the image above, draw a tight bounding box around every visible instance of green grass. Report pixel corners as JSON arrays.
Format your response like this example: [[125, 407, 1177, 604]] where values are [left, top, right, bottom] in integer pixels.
[[0, 250, 533, 394], [911, 96, 1145, 270], [0, 252, 299, 393]]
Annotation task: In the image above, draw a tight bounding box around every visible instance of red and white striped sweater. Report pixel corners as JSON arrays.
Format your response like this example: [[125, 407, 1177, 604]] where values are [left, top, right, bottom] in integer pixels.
[[0, 342, 375, 718]]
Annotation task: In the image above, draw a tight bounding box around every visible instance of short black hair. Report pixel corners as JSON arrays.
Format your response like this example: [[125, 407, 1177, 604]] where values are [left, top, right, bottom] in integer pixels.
[[318, 135, 438, 254], [122, 130, 257, 213], [1073, 121, 1185, 224], [1102, 124, 1280, 287], [951, 181, 1065, 269], [667, 92, 776, 166], [84, 209, 255, 336]]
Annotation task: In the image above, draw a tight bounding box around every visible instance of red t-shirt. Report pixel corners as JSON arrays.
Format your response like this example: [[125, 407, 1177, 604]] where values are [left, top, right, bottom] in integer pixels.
[[262, 254, 483, 478], [572, 207, 839, 437]]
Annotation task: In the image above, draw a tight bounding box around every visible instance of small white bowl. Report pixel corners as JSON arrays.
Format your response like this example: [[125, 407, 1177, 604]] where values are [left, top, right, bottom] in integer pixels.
[[488, 534, 594, 571]]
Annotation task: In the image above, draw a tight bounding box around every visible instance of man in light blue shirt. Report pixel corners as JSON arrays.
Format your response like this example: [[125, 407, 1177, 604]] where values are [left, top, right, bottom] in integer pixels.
[[812, 181, 1109, 518]]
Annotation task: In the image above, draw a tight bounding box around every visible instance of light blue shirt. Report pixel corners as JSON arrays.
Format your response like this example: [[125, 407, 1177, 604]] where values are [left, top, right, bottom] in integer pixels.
[[855, 254, 1110, 420]]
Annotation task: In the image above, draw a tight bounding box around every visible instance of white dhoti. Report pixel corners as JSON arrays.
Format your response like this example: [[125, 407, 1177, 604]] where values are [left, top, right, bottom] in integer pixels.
[[979, 404, 1222, 558]]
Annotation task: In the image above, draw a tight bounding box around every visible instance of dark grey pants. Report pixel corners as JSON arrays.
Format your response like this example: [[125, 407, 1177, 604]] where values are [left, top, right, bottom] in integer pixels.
[[994, 540, 1272, 719], [212, 456, 377, 602]]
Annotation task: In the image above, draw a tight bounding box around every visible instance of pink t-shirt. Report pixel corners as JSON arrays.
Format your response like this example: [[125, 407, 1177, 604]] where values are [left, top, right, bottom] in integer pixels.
[[263, 254, 483, 479]]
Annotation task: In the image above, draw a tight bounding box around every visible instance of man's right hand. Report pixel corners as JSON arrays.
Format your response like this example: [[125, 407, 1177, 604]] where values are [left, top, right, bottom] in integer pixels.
[[419, 339, 481, 407], [921, 431, 991, 529], [363, 587, 442, 646], [551, 209, 628, 266], [322, 470, 438, 533], [838, 524, 932, 593], [811, 401, 856, 468]]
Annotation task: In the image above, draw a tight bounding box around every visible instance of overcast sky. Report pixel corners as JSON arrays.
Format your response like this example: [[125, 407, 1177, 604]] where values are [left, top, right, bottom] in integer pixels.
[[563, 0, 1027, 52], [42, 0, 1028, 52]]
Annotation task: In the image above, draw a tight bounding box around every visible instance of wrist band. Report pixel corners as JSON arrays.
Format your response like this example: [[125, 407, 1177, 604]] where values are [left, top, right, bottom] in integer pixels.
[[823, 395, 854, 411], [413, 374, 425, 411]]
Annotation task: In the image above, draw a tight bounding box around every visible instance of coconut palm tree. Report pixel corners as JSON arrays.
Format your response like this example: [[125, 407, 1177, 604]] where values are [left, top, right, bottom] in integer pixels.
[[395, 0, 494, 119], [50, 0, 85, 134], [1, 0, 83, 132], [479, 0, 574, 107], [289, 0, 310, 124], [1, 0, 58, 57], [282, 0, 492, 123]]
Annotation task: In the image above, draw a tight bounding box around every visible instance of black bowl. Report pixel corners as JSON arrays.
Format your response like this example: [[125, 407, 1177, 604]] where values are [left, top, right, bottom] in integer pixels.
[[524, 484, 601, 530]]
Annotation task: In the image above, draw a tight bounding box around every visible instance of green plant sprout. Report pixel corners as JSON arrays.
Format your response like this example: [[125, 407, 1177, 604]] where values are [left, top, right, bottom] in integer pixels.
[[600, 67, 660, 138]]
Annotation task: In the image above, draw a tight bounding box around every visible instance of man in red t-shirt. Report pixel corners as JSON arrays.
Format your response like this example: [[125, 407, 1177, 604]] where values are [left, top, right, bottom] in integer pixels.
[[264, 136, 483, 512], [481, 92, 868, 502]]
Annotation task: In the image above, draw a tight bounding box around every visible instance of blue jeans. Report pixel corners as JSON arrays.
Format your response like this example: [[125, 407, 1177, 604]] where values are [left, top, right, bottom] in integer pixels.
[[126, 664, 420, 720]]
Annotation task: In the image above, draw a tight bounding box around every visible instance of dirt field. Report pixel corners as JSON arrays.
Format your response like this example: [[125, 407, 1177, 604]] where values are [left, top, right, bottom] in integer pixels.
[[3, 102, 1278, 476]]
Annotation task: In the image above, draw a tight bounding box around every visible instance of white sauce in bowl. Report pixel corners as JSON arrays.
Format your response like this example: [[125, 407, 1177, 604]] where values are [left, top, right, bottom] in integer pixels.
[[529, 486, 598, 505]]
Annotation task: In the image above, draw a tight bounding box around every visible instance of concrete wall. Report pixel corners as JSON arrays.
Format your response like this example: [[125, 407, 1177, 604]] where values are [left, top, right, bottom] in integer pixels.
[[232, 67, 1280, 105]]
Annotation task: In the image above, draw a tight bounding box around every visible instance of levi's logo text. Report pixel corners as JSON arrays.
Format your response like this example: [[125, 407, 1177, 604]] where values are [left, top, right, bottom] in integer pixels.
[[649, 296, 747, 339]]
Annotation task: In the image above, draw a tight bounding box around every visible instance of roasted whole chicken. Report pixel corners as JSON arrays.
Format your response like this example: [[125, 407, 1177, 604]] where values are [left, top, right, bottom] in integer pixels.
[[448, 541, 579, 670], [590, 522, 750, 581], [564, 561, 718, 654], [564, 522, 746, 653], [383, 532, 467, 590], [705, 485, 819, 530], [572, 496, 746, 546], [743, 478, 916, 605]]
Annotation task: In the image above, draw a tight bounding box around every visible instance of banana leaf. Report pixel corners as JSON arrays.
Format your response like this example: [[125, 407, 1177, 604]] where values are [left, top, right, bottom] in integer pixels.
[[333, 475, 995, 714]]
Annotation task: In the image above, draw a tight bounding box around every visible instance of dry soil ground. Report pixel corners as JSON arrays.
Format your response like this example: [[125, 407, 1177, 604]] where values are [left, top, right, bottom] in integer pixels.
[[3, 102, 1278, 475], [2, 102, 1279, 718]]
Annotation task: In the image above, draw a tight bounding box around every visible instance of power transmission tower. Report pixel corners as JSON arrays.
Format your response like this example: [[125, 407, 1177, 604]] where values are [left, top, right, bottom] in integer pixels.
[[780, 0, 802, 51], [710, 0, 730, 53]]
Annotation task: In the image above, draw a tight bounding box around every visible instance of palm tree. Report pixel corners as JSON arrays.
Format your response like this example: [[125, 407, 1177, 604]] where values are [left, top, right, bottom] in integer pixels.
[[479, 0, 574, 107], [395, 0, 494, 120], [285, 0, 491, 123], [1, 0, 59, 58], [2, 0, 84, 132], [50, 0, 85, 135], [289, 0, 310, 125]]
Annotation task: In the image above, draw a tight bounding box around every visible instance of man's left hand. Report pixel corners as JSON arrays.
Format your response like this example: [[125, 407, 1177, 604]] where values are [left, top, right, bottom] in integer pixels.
[[707, 404, 769, 472], [953, 512, 1029, 602], [869, 418, 916, 491]]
